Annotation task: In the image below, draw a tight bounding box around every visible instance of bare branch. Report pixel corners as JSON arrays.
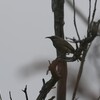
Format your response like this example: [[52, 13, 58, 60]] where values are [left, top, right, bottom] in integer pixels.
[[48, 96, 55, 100], [66, 0, 88, 25], [87, 0, 91, 36], [91, 0, 98, 25], [22, 85, 28, 100], [72, 20, 100, 99], [88, 0, 91, 26], [72, 48, 88, 100], [9, 91, 12, 100], [73, 0, 81, 41], [51, 0, 67, 100], [36, 59, 60, 100]]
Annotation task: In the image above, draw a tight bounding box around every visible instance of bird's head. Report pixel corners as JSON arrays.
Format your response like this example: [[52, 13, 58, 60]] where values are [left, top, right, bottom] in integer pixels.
[[45, 36, 57, 41]]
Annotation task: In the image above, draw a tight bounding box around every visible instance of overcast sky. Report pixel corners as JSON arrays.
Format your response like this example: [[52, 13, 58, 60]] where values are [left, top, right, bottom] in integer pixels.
[[0, 0, 100, 100]]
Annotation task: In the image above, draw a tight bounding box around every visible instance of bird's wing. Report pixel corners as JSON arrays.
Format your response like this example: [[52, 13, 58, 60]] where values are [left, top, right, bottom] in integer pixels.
[[59, 38, 75, 51]]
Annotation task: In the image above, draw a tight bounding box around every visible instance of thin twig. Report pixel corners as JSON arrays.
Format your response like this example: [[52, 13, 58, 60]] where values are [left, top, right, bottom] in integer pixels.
[[48, 96, 55, 100], [87, 0, 91, 36], [66, 0, 88, 25], [36, 59, 60, 100], [90, 0, 98, 26], [72, 47, 88, 100], [72, 33, 96, 100], [88, 0, 91, 26], [73, 0, 81, 41], [9, 91, 12, 100], [22, 85, 28, 100]]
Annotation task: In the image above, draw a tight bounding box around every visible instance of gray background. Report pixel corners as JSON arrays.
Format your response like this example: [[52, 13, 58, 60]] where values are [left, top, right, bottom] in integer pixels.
[[0, 0, 100, 99]]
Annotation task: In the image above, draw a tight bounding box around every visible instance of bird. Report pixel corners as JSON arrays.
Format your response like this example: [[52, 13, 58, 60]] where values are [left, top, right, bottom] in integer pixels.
[[46, 36, 75, 55]]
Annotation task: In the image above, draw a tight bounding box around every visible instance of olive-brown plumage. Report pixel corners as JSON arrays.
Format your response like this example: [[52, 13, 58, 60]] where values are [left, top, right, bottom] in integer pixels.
[[46, 36, 75, 54]]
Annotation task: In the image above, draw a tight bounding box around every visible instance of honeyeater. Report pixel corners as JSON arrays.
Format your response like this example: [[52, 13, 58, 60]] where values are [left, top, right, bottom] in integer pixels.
[[46, 36, 75, 55]]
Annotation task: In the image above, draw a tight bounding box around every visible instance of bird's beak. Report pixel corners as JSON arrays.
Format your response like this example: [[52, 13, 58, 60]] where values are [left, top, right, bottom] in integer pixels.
[[45, 36, 51, 39]]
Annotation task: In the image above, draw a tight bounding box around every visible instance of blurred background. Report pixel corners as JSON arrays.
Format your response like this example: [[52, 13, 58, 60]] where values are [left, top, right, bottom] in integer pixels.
[[0, 0, 100, 100]]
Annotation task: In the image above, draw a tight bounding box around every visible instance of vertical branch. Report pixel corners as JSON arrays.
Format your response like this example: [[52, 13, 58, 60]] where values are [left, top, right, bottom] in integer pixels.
[[72, 1, 98, 99], [66, 0, 88, 25], [52, 0, 65, 38], [91, 0, 98, 25], [72, 48, 88, 100], [87, 0, 91, 36], [57, 61, 67, 100], [72, 0, 96, 99], [73, 0, 80, 41], [88, 0, 91, 26], [89, 0, 98, 36], [51, 0, 67, 100], [9, 91, 12, 100], [22, 85, 28, 100]]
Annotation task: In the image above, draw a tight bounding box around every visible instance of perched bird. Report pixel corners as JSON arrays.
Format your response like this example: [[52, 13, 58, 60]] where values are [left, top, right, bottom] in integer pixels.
[[46, 36, 75, 55]]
